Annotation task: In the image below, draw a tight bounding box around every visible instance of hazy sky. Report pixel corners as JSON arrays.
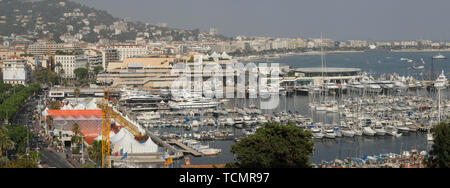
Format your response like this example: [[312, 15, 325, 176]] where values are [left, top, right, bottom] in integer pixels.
[[72, 0, 450, 41]]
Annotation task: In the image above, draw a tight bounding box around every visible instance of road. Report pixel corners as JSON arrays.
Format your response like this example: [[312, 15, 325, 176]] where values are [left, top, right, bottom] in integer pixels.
[[11, 90, 74, 168], [39, 147, 73, 168]]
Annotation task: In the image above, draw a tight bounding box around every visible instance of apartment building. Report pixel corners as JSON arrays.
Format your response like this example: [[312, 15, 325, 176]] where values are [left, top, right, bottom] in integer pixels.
[[2, 57, 32, 85]]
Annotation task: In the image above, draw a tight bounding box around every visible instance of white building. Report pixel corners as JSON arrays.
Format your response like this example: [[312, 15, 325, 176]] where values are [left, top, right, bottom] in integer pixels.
[[111, 44, 148, 61], [3, 57, 32, 85], [55, 55, 88, 78]]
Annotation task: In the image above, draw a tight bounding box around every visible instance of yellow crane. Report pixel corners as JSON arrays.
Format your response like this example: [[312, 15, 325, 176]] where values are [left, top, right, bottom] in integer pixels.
[[97, 88, 145, 168], [100, 89, 111, 168]]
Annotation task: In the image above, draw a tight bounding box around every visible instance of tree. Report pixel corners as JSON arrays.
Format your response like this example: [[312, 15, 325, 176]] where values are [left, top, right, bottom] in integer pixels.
[[93, 66, 104, 81], [6, 124, 33, 154], [71, 123, 82, 154], [88, 140, 102, 167], [1, 155, 38, 168], [74, 88, 80, 102], [188, 55, 194, 62], [0, 126, 14, 156], [230, 122, 314, 168], [427, 122, 450, 168], [48, 101, 61, 110], [74, 67, 88, 86]]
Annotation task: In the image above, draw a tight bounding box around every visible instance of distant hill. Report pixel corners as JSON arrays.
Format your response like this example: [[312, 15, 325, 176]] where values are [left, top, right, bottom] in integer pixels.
[[0, 0, 227, 43]]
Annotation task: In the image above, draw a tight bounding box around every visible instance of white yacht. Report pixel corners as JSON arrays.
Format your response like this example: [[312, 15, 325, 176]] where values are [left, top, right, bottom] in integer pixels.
[[311, 127, 325, 139], [341, 129, 354, 137], [385, 126, 397, 136], [373, 125, 387, 136], [324, 128, 337, 139], [433, 53, 446, 59], [353, 128, 363, 136], [169, 98, 220, 110], [363, 126, 376, 136], [434, 70, 448, 89], [225, 118, 235, 126]]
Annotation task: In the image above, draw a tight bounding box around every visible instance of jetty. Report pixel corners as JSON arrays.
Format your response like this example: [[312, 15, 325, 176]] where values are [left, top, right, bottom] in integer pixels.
[[167, 140, 203, 157]]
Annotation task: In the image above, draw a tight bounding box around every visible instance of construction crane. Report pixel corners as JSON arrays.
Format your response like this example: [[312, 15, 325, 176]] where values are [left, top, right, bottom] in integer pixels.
[[100, 88, 111, 168], [97, 88, 145, 168]]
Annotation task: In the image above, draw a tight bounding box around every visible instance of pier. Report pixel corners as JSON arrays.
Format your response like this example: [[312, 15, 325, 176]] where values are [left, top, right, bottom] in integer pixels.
[[167, 140, 203, 157], [145, 130, 185, 159]]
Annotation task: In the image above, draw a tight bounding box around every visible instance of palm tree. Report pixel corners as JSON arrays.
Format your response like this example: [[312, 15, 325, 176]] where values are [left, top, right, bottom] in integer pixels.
[[0, 126, 14, 157], [71, 123, 82, 152], [74, 88, 80, 103], [88, 140, 102, 167]]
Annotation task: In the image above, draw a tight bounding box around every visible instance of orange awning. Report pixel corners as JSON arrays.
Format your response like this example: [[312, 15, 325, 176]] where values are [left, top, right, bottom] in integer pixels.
[[47, 110, 102, 116]]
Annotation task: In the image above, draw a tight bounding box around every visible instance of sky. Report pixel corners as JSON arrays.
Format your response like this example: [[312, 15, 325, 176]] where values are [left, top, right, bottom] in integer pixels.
[[72, 0, 450, 41]]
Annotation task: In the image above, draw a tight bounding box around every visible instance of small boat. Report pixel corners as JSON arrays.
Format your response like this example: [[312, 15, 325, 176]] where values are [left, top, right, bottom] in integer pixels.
[[353, 129, 363, 136], [433, 53, 446, 59], [385, 126, 397, 136], [341, 129, 355, 137], [311, 128, 324, 139], [363, 126, 376, 136], [427, 133, 434, 142], [324, 128, 336, 139], [397, 126, 410, 133], [373, 126, 387, 136]]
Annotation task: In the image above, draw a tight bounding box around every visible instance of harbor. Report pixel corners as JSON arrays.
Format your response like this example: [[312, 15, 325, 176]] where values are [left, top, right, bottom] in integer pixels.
[[41, 51, 450, 168]]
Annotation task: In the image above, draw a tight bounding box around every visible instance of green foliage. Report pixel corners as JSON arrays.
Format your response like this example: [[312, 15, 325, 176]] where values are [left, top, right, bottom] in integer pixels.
[[188, 55, 194, 62], [93, 66, 104, 76], [427, 122, 450, 168], [0, 83, 40, 121], [74, 67, 89, 86], [71, 123, 82, 152], [0, 155, 38, 168], [5, 124, 33, 154], [0, 126, 14, 156], [88, 140, 102, 167], [34, 69, 59, 86], [48, 101, 61, 110], [230, 122, 314, 168]]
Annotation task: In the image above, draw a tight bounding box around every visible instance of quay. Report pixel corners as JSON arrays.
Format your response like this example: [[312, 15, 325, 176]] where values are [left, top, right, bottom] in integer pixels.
[[167, 139, 203, 157], [145, 130, 185, 159]]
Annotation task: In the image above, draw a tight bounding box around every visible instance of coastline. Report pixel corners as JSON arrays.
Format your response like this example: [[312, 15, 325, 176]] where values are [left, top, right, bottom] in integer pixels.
[[238, 48, 450, 61]]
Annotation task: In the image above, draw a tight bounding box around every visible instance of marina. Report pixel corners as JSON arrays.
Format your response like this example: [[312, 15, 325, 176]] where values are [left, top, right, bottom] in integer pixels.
[[106, 51, 449, 167], [38, 51, 450, 168]]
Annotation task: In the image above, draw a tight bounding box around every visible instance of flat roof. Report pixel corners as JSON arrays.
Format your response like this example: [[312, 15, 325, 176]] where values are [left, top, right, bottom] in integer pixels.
[[295, 67, 361, 73]]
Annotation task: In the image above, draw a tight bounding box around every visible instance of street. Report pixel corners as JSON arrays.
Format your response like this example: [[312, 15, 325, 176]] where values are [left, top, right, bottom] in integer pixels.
[[10, 90, 74, 168]]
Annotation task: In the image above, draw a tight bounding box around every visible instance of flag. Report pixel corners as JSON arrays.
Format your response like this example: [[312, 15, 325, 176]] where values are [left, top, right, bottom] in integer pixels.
[[121, 152, 128, 160], [164, 157, 173, 166]]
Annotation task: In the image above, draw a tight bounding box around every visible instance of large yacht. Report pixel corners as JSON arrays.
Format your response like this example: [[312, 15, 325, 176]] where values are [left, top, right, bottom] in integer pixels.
[[434, 70, 448, 89], [169, 98, 220, 110]]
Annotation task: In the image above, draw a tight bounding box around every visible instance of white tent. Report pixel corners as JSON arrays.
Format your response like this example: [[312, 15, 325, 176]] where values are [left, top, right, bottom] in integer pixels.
[[85, 99, 99, 109], [109, 128, 158, 154]]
